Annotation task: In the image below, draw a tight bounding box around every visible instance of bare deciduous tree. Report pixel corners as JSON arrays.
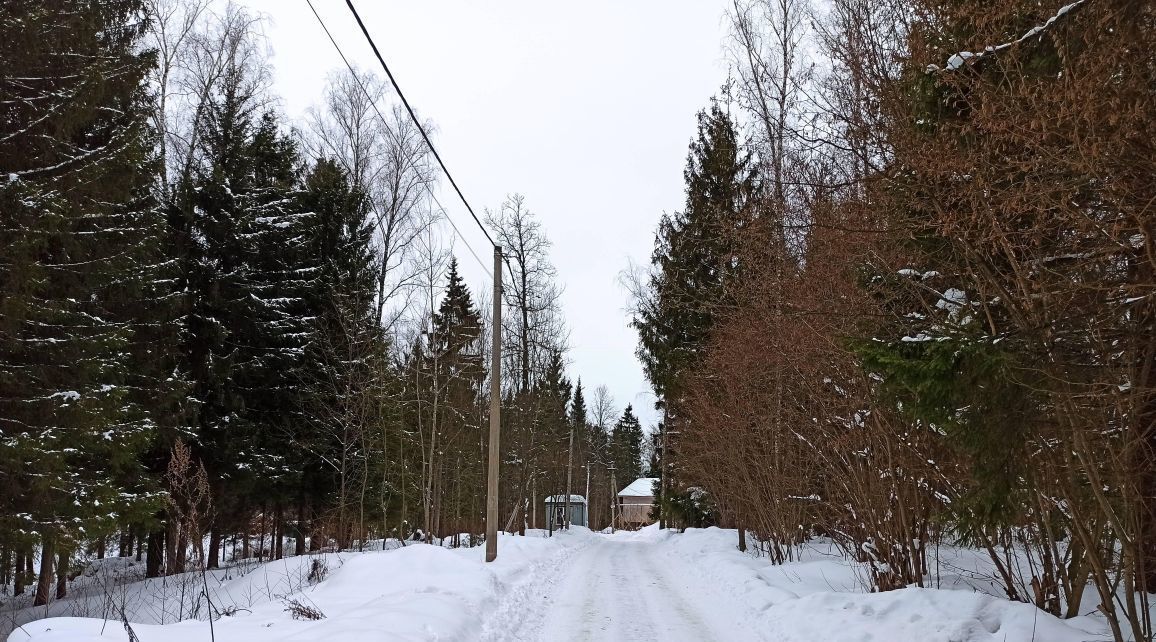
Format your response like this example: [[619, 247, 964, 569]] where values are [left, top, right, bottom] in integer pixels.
[[485, 194, 565, 393], [305, 68, 437, 333]]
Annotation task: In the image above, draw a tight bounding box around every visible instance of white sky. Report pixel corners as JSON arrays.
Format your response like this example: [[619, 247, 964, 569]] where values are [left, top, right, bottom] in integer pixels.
[[241, 0, 733, 427]]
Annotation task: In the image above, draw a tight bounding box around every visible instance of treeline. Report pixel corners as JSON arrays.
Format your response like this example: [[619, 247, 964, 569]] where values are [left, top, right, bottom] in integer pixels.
[[632, 0, 1154, 640], [0, 0, 642, 610]]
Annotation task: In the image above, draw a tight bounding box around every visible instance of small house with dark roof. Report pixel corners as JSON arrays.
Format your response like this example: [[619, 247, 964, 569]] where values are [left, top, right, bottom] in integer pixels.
[[544, 494, 587, 529]]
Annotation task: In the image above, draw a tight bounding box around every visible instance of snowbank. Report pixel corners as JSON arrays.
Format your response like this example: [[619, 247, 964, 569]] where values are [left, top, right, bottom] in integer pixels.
[[636, 525, 1107, 642], [7, 529, 592, 642]]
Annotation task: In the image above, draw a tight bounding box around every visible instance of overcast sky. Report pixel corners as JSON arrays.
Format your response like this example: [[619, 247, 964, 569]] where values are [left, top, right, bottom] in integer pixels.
[[240, 0, 733, 427]]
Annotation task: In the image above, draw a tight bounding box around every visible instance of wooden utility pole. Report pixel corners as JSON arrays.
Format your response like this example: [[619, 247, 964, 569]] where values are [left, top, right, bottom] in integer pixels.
[[564, 420, 575, 529], [659, 408, 668, 530], [585, 465, 591, 528], [485, 247, 503, 562], [608, 464, 617, 534]]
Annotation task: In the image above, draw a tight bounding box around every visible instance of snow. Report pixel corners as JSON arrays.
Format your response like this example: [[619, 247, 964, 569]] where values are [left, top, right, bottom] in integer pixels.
[[927, 1, 1086, 74], [7, 532, 583, 642], [8, 527, 1110, 642], [47, 391, 80, 402], [946, 52, 976, 70], [544, 494, 587, 503], [632, 527, 1102, 642], [617, 477, 659, 497]]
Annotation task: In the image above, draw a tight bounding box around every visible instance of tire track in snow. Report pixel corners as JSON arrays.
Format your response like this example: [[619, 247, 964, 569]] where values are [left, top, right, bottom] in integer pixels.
[[530, 537, 737, 642], [635, 542, 725, 641]]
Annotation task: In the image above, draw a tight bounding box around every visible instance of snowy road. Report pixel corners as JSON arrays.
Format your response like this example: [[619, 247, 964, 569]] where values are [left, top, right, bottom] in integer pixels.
[[498, 534, 757, 642], [10, 527, 1102, 642]]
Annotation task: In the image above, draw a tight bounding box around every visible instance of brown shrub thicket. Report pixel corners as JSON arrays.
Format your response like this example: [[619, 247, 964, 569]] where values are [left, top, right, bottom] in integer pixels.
[[668, 1, 1154, 639]]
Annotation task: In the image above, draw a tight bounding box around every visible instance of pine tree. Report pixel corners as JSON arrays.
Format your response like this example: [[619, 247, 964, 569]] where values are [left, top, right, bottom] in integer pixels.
[[0, 0, 164, 602]]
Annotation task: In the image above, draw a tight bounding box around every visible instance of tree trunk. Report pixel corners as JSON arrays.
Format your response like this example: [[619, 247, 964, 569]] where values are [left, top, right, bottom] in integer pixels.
[[207, 527, 221, 569], [293, 502, 302, 557], [174, 532, 188, 574], [13, 550, 25, 596], [164, 516, 178, 576], [295, 501, 306, 556], [0, 546, 10, 588], [146, 529, 164, 578], [55, 548, 68, 600], [309, 504, 322, 551], [738, 520, 747, 553], [258, 507, 267, 561], [33, 538, 54, 607], [274, 503, 284, 560]]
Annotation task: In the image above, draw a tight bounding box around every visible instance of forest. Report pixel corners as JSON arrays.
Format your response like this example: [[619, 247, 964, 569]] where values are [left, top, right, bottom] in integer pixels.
[[630, 0, 1155, 640], [0, 0, 644, 613]]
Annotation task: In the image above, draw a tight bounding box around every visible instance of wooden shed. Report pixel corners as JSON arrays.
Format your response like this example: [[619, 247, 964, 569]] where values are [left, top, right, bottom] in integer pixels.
[[616, 477, 658, 528], [544, 494, 587, 529]]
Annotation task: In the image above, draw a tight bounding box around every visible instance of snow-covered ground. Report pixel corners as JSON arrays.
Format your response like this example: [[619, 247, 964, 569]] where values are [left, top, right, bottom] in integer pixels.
[[7, 526, 1112, 641]]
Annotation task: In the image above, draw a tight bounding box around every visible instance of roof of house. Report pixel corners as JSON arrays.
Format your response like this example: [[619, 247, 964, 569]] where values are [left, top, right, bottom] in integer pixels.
[[618, 477, 659, 497], [544, 494, 586, 503]]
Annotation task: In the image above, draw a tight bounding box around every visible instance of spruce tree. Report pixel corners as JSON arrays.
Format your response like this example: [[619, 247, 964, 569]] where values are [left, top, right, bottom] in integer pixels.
[[537, 348, 572, 506], [631, 101, 756, 533], [294, 157, 379, 553], [633, 101, 758, 400], [611, 406, 644, 485], [569, 380, 588, 436], [429, 258, 485, 537], [174, 67, 309, 560], [0, 0, 164, 601]]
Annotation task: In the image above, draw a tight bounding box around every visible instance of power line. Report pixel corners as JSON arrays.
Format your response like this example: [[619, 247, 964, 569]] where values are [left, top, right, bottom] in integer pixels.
[[304, 0, 492, 280], [430, 190, 492, 280], [311, 2, 507, 564], [343, 0, 496, 249]]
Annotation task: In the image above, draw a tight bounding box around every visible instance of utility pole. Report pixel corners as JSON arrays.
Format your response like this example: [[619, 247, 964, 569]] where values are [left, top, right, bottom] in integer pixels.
[[659, 408, 668, 530], [608, 464, 617, 534], [485, 247, 503, 562], [423, 325, 442, 543], [564, 420, 574, 529], [584, 465, 591, 528]]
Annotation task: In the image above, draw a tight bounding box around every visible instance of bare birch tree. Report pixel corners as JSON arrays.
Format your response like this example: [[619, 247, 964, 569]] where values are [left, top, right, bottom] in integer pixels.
[[305, 68, 437, 334]]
